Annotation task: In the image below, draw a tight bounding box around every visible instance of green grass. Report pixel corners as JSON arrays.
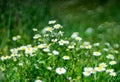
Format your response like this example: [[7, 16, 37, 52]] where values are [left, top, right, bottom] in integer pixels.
[[0, 0, 120, 82]]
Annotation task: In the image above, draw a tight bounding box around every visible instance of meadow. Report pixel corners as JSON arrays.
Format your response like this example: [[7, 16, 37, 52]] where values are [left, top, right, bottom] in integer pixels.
[[0, 0, 120, 82]]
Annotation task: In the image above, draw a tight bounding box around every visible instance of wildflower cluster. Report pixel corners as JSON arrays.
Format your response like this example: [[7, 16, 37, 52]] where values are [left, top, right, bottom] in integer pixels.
[[0, 20, 119, 82]]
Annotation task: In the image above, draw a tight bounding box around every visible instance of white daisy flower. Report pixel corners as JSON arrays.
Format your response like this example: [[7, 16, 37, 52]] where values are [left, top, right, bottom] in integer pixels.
[[109, 72, 117, 76], [58, 31, 64, 36], [53, 24, 62, 29], [95, 66, 106, 72], [42, 27, 53, 33], [48, 20, 56, 24], [12, 35, 21, 41], [84, 67, 93, 72], [103, 48, 109, 51], [93, 43, 100, 46], [68, 45, 74, 49], [33, 34, 41, 39], [83, 71, 91, 76], [75, 37, 82, 41], [25, 47, 35, 55], [47, 67, 52, 70], [38, 44, 46, 49], [34, 79, 42, 82], [56, 67, 66, 75], [63, 56, 70, 60], [58, 40, 69, 46], [51, 39, 58, 42], [33, 28, 38, 31], [71, 32, 79, 39], [58, 40, 65, 46], [106, 69, 114, 73], [45, 27, 53, 32], [64, 40, 69, 44], [93, 52, 101, 56], [52, 50, 59, 55], [99, 63, 107, 68], [109, 61, 117, 65], [18, 62, 23, 66], [85, 45, 92, 49], [17, 35, 21, 39], [106, 54, 114, 60], [43, 48, 50, 52]]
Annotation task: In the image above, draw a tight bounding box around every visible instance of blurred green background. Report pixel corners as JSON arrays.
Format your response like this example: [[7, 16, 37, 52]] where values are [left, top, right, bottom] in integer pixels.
[[0, 0, 120, 54]]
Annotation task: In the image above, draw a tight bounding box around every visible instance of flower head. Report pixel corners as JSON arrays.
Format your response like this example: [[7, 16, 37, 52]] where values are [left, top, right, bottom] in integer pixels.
[[106, 54, 114, 60], [109, 61, 117, 65], [83, 71, 91, 76], [56, 67, 66, 75], [34, 79, 42, 82], [54, 24, 62, 29], [99, 63, 107, 68], [110, 72, 116, 76], [63, 56, 70, 60], [95, 66, 105, 72], [93, 52, 101, 56], [52, 50, 59, 55], [49, 20, 56, 24]]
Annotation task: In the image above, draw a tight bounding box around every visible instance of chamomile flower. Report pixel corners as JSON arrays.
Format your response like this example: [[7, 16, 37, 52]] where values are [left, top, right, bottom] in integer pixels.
[[42, 27, 53, 33], [64, 40, 69, 44], [18, 62, 23, 66], [93, 52, 101, 56], [47, 67, 52, 70], [106, 54, 114, 60], [68, 45, 74, 49], [95, 66, 105, 72], [58, 40, 65, 45], [84, 67, 93, 72], [1, 56, 11, 60], [56, 67, 66, 75], [83, 67, 94, 76], [83, 41, 90, 46], [63, 56, 70, 60], [99, 63, 107, 68], [53, 24, 62, 29], [75, 37, 82, 41], [51, 39, 58, 42], [46, 27, 53, 32], [58, 31, 64, 36], [85, 45, 92, 49], [48, 20, 56, 24], [58, 40, 69, 46], [33, 28, 38, 31], [106, 69, 114, 73], [34, 79, 42, 82], [109, 61, 117, 65], [71, 32, 79, 39], [12, 35, 21, 41], [109, 72, 117, 76], [52, 50, 59, 55], [93, 43, 100, 46], [33, 34, 41, 39], [83, 71, 91, 76], [17, 35, 21, 39], [103, 48, 109, 51], [43, 48, 50, 52], [10, 48, 19, 54], [38, 44, 47, 49], [25, 47, 35, 55]]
